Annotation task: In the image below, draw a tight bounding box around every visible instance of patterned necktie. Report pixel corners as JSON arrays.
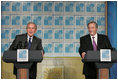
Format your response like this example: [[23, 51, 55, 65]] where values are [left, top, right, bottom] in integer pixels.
[[28, 37, 31, 49], [92, 37, 97, 51]]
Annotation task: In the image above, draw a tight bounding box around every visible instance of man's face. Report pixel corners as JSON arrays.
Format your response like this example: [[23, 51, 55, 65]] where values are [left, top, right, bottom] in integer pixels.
[[26, 24, 37, 37], [88, 23, 97, 36]]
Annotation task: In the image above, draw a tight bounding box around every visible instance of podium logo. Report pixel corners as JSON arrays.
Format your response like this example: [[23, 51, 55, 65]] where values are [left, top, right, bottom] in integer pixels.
[[19, 50, 27, 58]]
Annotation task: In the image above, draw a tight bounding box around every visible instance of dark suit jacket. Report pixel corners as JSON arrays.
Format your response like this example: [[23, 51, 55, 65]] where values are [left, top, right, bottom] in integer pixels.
[[9, 33, 44, 78], [79, 34, 113, 76]]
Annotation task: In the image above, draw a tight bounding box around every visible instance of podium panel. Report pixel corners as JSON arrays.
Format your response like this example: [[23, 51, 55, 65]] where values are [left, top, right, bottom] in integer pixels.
[[82, 51, 117, 79], [3, 50, 43, 79]]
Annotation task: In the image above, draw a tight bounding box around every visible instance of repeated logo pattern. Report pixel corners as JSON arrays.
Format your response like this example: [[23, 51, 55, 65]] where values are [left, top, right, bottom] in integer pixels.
[[1, 1, 106, 57]]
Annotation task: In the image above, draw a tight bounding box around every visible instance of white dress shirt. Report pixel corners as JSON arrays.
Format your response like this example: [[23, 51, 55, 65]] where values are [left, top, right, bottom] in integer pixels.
[[90, 33, 98, 45], [27, 35, 33, 43]]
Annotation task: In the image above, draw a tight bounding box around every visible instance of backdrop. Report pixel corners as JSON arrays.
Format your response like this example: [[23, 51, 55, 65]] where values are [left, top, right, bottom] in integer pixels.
[[1, 1, 106, 79]]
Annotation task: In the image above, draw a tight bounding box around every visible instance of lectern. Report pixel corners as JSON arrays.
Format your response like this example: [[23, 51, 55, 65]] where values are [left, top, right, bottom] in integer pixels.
[[3, 50, 43, 79], [82, 51, 117, 79]]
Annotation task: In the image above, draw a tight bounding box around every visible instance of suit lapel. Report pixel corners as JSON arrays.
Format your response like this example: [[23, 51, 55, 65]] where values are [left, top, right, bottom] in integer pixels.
[[87, 34, 93, 50], [24, 33, 28, 49], [30, 36, 37, 49], [97, 34, 101, 50]]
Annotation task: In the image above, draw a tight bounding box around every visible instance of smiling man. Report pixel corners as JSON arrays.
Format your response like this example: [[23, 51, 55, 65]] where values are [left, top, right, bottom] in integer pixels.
[[79, 21, 113, 79], [9, 22, 44, 79]]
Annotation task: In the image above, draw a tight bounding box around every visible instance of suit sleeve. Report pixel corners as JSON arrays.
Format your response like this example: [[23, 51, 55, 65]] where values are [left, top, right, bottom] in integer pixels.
[[37, 39, 45, 54], [79, 37, 86, 57], [9, 35, 18, 50], [105, 36, 113, 50]]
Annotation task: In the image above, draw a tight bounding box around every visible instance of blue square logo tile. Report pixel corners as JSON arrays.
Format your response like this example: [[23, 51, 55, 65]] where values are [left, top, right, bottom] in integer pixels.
[[44, 16, 53, 25], [1, 16, 10, 25], [76, 3, 84, 12], [33, 2, 42, 11], [55, 2, 64, 12], [65, 16, 74, 25], [55, 30, 63, 39], [76, 30, 84, 39], [86, 3, 95, 12], [1, 44, 9, 53], [22, 16, 31, 25], [23, 2, 32, 11], [44, 29, 53, 39], [11, 30, 20, 39], [1, 30, 10, 39], [44, 2, 53, 12], [1, 2, 10, 11], [12, 2, 21, 11], [33, 16, 42, 25], [54, 43, 64, 53], [65, 43, 74, 53], [44, 43, 53, 53], [97, 4, 105, 12], [55, 16, 63, 25], [65, 29, 74, 39], [34, 30, 42, 39], [65, 2, 74, 12], [97, 17, 105, 26], [76, 16, 84, 26], [12, 16, 20, 25]]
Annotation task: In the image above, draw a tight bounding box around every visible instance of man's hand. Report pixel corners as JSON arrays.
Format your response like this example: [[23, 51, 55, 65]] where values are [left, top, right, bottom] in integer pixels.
[[41, 50, 44, 57], [81, 52, 86, 59]]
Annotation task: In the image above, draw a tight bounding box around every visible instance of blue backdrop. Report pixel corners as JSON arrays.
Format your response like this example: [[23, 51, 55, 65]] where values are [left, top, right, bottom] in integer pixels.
[[107, 1, 117, 79]]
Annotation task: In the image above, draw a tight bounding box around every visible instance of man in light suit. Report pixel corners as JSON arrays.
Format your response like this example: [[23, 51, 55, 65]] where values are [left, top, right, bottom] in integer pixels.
[[79, 21, 113, 79], [9, 22, 44, 79]]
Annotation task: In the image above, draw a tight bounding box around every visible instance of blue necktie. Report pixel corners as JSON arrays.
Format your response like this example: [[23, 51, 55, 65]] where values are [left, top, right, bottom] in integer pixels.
[[28, 37, 31, 49]]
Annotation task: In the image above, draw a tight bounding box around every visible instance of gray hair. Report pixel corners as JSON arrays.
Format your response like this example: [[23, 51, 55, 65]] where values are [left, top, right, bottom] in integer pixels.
[[26, 22, 37, 29], [87, 21, 98, 28]]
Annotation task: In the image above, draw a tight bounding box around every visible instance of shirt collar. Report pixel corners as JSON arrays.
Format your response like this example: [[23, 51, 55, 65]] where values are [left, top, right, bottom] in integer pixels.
[[27, 35, 33, 42], [90, 33, 97, 38]]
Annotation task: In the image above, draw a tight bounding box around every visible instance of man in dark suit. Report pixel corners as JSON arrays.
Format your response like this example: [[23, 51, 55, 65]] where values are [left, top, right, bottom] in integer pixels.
[[9, 22, 44, 79], [79, 21, 113, 79]]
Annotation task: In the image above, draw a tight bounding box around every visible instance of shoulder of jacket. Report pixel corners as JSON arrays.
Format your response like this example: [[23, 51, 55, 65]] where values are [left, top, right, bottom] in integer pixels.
[[80, 34, 90, 39]]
